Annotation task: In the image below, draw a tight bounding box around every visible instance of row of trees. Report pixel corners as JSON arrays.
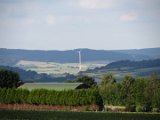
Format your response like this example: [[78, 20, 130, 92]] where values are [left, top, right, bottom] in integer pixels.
[[99, 73, 160, 112], [0, 88, 102, 107], [0, 69, 160, 112]]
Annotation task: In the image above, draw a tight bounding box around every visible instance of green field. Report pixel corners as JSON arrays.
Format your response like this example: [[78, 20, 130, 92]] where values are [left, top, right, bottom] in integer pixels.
[[16, 60, 106, 74], [18, 82, 83, 91], [0, 110, 160, 120]]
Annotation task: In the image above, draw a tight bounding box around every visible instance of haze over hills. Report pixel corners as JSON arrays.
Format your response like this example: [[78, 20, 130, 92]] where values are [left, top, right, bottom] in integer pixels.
[[0, 47, 160, 66], [1, 58, 160, 83], [1, 47, 160, 82]]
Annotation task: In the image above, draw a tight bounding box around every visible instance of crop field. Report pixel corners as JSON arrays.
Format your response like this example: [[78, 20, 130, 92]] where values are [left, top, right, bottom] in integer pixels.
[[16, 60, 106, 74], [0, 110, 160, 120]]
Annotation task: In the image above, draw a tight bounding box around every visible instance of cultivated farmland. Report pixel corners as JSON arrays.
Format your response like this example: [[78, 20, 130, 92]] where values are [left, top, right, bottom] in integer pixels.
[[16, 60, 106, 74]]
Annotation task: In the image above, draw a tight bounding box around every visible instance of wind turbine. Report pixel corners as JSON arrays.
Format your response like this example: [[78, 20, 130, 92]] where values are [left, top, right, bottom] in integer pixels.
[[78, 50, 82, 71]]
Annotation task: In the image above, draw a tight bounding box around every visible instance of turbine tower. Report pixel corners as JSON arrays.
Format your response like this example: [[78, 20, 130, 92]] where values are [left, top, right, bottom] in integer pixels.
[[78, 50, 82, 71]]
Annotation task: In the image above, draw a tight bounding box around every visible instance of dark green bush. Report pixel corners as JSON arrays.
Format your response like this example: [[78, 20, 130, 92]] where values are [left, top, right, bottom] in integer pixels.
[[0, 69, 20, 88]]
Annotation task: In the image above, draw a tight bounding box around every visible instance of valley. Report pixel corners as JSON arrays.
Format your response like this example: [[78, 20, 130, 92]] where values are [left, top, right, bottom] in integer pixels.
[[1, 48, 160, 82]]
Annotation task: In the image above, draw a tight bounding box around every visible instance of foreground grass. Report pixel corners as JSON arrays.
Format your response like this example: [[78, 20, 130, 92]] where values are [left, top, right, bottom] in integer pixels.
[[0, 110, 160, 120]]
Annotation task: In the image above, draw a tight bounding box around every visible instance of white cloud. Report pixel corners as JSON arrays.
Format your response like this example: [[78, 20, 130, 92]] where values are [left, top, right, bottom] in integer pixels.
[[77, 0, 114, 9], [120, 13, 138, 22], [46, 15, 56, 26]]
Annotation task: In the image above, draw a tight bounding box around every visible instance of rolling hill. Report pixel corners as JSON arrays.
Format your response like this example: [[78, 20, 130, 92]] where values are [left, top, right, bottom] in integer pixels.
[[0, 48, 160, 66], [81, 59, 160, 81], [1, 59, 160, 83]]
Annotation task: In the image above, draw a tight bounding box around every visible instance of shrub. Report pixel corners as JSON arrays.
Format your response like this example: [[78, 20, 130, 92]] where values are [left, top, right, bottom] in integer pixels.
[[136, 105, 143, 112]]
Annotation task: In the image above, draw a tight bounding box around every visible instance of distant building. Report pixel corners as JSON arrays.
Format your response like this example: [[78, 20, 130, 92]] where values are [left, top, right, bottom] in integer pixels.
[[18, 82, 90, 91]]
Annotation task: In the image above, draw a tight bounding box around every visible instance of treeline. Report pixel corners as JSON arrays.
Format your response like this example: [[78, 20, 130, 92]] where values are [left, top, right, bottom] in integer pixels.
[[0, 88, 102, 108], [99, 73, 160, 112], [91, 59, 160, 71], [106, 59, 160, 69]]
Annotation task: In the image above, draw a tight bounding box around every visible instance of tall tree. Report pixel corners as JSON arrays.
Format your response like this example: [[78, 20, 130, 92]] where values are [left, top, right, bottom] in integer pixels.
[[100, 73, 116, 86], [144, 74, 160, 110], [132, 78, 145, 106], [99, 73, 119, 110], [120, 75, 135, 106], [75, 75, 97, 88], [0, 69, 20, 88]]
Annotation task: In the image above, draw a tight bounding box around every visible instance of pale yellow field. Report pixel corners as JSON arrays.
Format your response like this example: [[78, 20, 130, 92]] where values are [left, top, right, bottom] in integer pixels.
[[16, 60, 106, 75]]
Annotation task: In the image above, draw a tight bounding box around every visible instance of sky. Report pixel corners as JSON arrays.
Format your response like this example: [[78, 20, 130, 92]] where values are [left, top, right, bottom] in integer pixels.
[[0, 0, 160, 50]]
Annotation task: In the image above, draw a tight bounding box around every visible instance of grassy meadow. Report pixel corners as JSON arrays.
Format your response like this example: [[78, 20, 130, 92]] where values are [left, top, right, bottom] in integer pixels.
[[18, 83, 83, 91], [0, 110, 160, 120]]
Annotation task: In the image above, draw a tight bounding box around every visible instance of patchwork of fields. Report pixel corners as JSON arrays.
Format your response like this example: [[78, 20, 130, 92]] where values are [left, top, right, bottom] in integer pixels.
[[0, 110, 160, 120], [16, 60, 106, 74], [15, 60, 160, 81]]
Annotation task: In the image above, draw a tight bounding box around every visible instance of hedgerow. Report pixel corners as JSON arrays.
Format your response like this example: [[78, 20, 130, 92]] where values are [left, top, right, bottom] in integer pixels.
[[0, 88, 102, 107]]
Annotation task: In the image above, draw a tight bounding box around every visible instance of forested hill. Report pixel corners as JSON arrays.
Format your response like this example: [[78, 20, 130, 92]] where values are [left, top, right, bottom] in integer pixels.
[[0, 47, 160, 66], [105, 59, 160, 69], [82, 59, 160, 79], [90, 59, 160, 71]]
